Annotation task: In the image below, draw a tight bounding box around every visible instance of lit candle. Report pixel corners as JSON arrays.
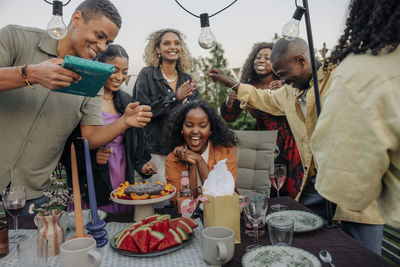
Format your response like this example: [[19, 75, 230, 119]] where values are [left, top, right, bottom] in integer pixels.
[[82, 138, 99, 224]]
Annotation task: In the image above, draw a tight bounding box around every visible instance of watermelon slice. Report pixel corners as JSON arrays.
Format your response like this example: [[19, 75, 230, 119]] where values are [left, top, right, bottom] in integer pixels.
[[141, 214, 160, 225], [131, 226, 151, 253], [181, 215, 198, 229], [169, 218, 180, 229], [151, 219, 170, 234], [175, 226, 189, 241], [156, 228, 182, 251], [148, 230, 165, 252], [115, 221, 143, 244], [116, 231, 139, 253], [157, 214, 171, 221], [174, 220, 193, 235]]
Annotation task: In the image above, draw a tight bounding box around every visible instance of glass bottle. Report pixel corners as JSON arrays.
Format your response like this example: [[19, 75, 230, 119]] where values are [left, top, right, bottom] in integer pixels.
[[177, 170, 193, 215], [0, 220, 9, 258]]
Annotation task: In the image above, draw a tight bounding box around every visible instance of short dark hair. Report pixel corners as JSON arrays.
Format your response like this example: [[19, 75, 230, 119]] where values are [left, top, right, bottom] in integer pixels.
[[95, 44, 128, 63], [164, 101, 239, 153], [240, 42, 278, 84], [326, 0, 399, 68], [75, 0, 122, 29]]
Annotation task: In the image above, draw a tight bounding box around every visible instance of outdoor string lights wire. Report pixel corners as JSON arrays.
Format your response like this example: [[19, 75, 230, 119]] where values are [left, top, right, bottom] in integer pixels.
[[174, 0, 238, 49]]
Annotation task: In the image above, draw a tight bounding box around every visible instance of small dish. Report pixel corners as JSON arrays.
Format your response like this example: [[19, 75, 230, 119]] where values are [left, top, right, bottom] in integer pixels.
[[265, 210, 324, 233], [65, 209, 108, 229]]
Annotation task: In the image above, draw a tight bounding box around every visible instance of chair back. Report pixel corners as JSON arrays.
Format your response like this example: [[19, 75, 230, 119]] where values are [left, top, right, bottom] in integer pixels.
[[234, 130, 279, 197]]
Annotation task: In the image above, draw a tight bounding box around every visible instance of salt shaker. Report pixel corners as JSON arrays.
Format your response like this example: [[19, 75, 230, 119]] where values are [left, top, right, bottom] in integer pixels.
[[0, 220, 8, 258]]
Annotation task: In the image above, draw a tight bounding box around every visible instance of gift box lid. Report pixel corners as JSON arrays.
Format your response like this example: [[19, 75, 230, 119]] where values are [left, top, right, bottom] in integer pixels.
[[54, 55, 115, 97]]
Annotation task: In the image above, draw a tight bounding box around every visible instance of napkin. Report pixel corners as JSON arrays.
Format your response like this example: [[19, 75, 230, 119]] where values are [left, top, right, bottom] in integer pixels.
[[203, 159, 235, 196]]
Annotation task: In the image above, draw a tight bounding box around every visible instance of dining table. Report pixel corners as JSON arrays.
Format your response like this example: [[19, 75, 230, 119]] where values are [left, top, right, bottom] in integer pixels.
[[0, 196, 393, 266]]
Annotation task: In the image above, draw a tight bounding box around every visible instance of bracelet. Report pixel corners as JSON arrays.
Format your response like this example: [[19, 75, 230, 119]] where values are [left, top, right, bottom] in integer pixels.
[[227, 82, 240, 92], [17, 64, 34, 89]]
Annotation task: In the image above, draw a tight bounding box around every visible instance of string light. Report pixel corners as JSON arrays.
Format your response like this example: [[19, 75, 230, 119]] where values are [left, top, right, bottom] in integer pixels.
[[174, 0, 238, 49], [282, 6, 306, 41], [44, 0, 71, 40]]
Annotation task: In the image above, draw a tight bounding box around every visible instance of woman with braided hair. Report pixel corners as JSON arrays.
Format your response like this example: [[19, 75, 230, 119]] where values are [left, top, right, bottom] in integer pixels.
[[312, 0, 400, 239]]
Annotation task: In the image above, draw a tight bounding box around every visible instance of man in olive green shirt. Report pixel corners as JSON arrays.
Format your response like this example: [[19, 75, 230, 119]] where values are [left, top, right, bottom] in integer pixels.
[[0, 0, 152, 216], [311, 0, 400, 229]]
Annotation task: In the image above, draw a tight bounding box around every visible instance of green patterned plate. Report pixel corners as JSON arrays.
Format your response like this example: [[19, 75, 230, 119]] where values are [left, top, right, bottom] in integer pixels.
[[242, 245, 321, 267], [265, 210, 324, 233]]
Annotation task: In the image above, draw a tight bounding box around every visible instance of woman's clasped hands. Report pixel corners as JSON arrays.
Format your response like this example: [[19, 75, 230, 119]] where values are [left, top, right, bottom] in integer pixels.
[[173, 146, 201, 165]]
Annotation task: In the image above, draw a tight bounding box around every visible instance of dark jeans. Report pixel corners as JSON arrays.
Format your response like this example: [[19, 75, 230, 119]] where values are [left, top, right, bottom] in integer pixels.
[[299, 177, 383, 255]]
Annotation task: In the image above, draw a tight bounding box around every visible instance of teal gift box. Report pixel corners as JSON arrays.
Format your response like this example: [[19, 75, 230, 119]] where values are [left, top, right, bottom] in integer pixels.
[[55, 55, 115, 97]]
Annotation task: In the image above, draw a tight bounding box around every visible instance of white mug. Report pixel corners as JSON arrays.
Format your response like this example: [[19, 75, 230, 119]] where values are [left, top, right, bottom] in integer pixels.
[[201, 226, 235, 265], [60, 237, 102, 267]]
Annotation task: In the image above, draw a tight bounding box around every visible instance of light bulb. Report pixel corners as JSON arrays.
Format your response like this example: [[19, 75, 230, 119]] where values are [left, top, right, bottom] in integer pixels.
[[282, 6, 305, 41], [47, 0, 67, 40], [198, 13, 216, 49]]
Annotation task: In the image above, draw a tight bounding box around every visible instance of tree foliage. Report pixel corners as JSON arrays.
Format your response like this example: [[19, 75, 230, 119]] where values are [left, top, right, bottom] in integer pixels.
[[191, 42, 255, 130]]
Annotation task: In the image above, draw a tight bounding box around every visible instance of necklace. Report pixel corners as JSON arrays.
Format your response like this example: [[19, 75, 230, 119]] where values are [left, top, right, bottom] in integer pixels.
[[103, 95, 113, 102], [161, 68, 177, 83]]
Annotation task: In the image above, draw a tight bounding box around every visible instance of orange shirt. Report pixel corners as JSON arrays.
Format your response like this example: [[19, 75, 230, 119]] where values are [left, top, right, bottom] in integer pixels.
[[165, 144, 237, 199]]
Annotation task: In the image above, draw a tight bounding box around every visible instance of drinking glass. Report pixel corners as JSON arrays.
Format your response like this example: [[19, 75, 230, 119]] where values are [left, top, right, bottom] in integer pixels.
[[2, 186, 27, 243], [269, 164, 287, 211], [267, 216, 294, 246], [17, 234, 48, 267], [242, 193, 268, 251]]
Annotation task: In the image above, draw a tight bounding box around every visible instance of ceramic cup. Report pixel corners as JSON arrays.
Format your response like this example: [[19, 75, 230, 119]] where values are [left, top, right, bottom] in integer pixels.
[[60, 237, 102, 267], [201, 226, 235, 265], [17, 235, 48, 267]]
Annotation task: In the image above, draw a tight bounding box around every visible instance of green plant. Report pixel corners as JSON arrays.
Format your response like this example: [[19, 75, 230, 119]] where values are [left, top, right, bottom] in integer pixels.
[[35, 175, 72, 216]]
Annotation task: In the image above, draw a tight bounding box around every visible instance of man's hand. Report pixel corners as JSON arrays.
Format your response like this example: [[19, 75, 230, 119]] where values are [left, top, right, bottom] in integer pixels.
[[96, 147, 113, 165], [141, 161, 158, 176], [176, 80, 196, 101], [122, 102, 152, 128], [28, 58, 81, 89], [207, 68, 238, 89]]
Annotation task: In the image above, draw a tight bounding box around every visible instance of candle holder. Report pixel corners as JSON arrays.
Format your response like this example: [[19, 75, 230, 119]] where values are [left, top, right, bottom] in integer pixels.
[[80, 138, 108, 247]]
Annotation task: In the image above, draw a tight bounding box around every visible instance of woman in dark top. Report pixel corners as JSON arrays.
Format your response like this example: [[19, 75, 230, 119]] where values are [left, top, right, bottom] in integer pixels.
[[133, 28, 200, 183], [220, 42, 303, 198]]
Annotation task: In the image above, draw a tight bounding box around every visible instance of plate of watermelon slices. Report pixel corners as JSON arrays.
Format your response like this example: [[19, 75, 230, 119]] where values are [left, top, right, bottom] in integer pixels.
[[111, 213, 198, 257]]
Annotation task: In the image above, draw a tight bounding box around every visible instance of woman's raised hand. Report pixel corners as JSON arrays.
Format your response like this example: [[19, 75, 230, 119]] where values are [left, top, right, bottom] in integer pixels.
[[226, 90, 238, 108], [176, 80, 196, 101]]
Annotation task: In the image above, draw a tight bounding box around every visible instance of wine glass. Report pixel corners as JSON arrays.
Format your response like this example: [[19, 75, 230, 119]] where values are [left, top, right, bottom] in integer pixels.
[[2, 186, 28, 243], [242, 193, 268, 251], [269, 164, 287, 211]]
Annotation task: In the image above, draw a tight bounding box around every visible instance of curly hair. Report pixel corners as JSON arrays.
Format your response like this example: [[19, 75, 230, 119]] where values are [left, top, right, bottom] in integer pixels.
[[74, 0, 121, 29], [95, 44, 128, 63], [143, 29, 192, 73], [240, 42, 278, 84], [164, 101, 239, 153], [325, 0, 399, 68]]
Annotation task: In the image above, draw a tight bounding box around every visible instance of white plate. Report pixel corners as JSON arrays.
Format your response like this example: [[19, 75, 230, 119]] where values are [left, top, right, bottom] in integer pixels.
[[265, 210, 324, 233], [242, 245, 321, 267], [110, 186, 176, 205]]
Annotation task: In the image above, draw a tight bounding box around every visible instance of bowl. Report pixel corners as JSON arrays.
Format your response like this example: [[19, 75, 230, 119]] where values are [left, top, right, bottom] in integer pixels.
[[64, 209, 107, 230]]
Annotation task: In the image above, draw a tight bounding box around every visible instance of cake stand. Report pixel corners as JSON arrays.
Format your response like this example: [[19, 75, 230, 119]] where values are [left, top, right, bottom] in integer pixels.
[[110, 187, 176, 222]]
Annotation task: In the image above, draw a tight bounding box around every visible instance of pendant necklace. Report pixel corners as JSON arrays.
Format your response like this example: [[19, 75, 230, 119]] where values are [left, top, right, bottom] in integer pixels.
[[161, 68, 177, 83], [103, 95, 113, 102]]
